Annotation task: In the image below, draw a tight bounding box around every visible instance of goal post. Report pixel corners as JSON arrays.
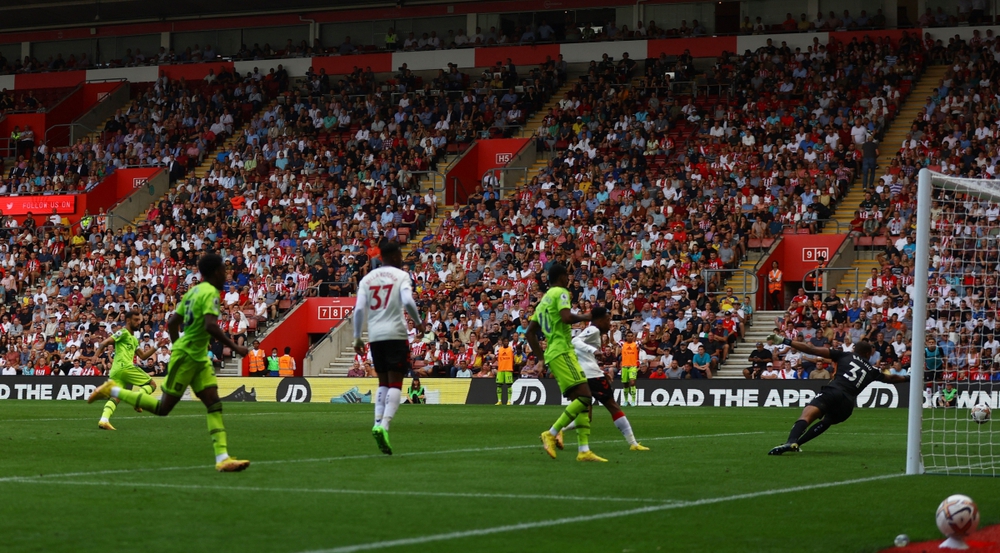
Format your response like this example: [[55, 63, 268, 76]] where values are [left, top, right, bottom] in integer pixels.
[[907, 168, 932, 475], [911, 169, 1000, 476]]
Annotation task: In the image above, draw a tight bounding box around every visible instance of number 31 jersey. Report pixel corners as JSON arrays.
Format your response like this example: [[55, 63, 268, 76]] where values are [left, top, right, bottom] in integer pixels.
[[827, 349, 886, 399], [356, 266, 415, 342]]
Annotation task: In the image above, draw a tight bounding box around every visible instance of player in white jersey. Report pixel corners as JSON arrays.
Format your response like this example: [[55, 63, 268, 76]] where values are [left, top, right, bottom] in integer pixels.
[[353, 240, 425, 455], [561, 306, 648, 451]]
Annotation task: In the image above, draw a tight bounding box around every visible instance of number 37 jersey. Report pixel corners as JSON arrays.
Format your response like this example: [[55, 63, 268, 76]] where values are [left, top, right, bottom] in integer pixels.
[[827, 349, 886, 399], [356, 266, 415, 342]]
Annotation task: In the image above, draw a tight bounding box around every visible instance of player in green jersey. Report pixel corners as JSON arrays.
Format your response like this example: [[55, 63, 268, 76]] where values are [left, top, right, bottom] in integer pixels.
[[95, 310, 167, 430], [525, 263, 606, 462], [89, 253, 251, 472]]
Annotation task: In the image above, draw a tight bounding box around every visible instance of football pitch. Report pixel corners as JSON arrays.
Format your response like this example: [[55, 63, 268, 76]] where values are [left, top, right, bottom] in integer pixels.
[[3, 402, 999, 553]]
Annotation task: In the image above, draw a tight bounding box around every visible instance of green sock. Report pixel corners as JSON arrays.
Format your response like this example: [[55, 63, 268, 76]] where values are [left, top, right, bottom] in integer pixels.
[[573, 411, 591, 452], [100, 399, 117, 421], [116, 388, 160, 413], [630, 387, 637, 404], [137, 382, 155, 395], [207, 403, 228, 459], [550, 398, 589, 434], [497, 385, 502, 403]]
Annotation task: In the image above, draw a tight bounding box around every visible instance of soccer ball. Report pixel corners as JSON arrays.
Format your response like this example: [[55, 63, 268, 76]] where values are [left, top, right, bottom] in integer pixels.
[[971, 403, 992, 425], [894, 534, 909, 547], [936, 495, 979, 538]]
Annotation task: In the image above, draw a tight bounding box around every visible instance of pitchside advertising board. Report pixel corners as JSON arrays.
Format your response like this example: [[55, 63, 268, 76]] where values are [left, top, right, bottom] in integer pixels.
[[5, 378, 998, 409]]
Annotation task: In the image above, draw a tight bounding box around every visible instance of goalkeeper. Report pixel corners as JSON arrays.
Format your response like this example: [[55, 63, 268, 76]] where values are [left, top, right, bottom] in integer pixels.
[[766, 333, 907, 455]]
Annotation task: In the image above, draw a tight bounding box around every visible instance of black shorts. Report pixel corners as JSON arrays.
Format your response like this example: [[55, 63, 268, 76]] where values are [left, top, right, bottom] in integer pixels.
[[587, 376, 615, 405], [369, 340, 411, 374], [808, 387, 854, 425]]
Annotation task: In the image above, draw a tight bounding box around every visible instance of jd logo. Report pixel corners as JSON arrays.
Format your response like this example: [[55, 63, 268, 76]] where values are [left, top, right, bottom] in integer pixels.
[[512, 379, 546, 405], [856, 382, 898, 408], [276, 378, 312, 403]]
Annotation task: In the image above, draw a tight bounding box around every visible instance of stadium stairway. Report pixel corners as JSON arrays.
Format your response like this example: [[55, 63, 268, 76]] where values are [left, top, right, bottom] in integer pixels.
[[321, 332, 368, 376], [400, 80, 573, 261], [717, 310, 785, 378], [821, 64, 948, 236], [816, 66, 949, 295]]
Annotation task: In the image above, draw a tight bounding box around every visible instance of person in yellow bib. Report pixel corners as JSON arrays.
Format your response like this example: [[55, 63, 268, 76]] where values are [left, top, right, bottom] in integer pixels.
[[247, 341, 266, 376], [89, 253, 251, 472], [95, 311, 167, 430], [496, 338, 515, 405], [278, 347, 296, 377], [620, 331, 640, 407], [526, 263, 606, 462]]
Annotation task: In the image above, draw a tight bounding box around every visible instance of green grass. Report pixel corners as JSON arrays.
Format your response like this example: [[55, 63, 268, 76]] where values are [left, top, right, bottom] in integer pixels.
[[2, 402, 999, 553]]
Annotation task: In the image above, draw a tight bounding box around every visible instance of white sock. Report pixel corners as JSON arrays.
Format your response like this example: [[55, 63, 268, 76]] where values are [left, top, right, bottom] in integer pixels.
[[215, 453, 230, 463], [99, 417, 109, 424], [374, 386, 388, 426], [548, 426, 559, 437], [382, 388, 401, 431], [110, 386, 121, 398], [614, 415, 638, 446], [563, 420, 577, 431], [579, 444, 590, 453]]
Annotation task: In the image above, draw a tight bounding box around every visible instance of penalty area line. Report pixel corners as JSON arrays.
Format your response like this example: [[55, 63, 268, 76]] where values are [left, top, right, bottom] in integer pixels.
[[4, 479, 678, 504], [295, 473, 906, 553], [0, 431, 763, 483]]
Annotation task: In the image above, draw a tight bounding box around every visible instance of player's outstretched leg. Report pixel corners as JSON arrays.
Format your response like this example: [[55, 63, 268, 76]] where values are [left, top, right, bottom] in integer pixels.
[[99, 398, 118, 430], [89, 381, 161, 414], [794, 418, 831, 447], [611, 410, 648, 451], [769, 405, 822, 455], [133, 381, 156, 412]]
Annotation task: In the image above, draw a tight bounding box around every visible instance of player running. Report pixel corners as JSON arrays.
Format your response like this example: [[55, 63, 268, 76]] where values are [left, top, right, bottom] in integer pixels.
[[95, 311, 166, 430], [353, 239, 425, 455], [765, 334, 907, 455], [526, 263, 606, 462], [496, 338, 514, 405], [88, 253, 251, 472], [561, 306, 649, 451], [620, 331, 640, 407]]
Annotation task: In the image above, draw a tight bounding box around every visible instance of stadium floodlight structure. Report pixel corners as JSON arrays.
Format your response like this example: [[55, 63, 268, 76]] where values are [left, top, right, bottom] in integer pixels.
[[910, 169, 999, 476]]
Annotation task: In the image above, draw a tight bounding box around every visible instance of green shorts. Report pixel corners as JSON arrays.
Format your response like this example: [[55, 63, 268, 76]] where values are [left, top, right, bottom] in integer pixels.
[[546, 352, 587, 395], [109, 363, 153, 388], [162, 350, 218, 398], [496, 371, 513, 384], [621, 366, 638, 382]]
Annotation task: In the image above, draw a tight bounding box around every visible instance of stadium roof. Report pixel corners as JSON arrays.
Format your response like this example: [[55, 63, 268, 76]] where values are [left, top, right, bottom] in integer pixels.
[[1, 0, 406, 33]]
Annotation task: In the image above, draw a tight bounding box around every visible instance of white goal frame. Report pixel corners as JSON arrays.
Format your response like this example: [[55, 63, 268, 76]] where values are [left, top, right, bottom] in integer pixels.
[[910, 168, 1000, 475]]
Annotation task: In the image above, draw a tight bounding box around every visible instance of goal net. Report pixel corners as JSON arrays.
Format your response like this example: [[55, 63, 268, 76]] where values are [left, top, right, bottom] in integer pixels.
[[911, 169, 1000, 476]]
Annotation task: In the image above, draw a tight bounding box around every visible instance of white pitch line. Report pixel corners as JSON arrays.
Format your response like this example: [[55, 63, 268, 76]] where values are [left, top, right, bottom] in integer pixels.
[[296, 473, 906, 553], [5, 479, 678, 504], [0, 431, 764, 483]]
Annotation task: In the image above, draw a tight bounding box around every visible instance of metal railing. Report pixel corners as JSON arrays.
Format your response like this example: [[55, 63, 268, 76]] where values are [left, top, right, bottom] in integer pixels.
[[303, 317, 355, 377], [703, 268, 758, 297], [802, 267, 861, 296], [481, 166, 529, 198], [44, 123, 103, 149]]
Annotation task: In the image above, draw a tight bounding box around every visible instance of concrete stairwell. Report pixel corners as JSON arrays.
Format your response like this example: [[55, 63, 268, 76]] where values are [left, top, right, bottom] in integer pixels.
[[820, 66, 948, 294], [717, 310, 785, 378], [822, 64, 949, 235], [320, 332, 368, 376]]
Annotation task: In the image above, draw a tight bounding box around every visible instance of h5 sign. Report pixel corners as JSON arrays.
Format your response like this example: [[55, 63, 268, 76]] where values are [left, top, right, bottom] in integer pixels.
[[495, 153, 512, 164]]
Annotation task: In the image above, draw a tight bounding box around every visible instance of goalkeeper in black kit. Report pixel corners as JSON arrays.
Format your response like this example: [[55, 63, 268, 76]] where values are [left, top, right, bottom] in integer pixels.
[[766, 334, 908, 455]]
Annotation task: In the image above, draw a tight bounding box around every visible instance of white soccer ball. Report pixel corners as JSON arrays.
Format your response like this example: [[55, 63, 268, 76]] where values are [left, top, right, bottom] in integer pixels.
[[894, 534, 909, 547], [971, 403, 992, 425], [936, 495, 979, 538]]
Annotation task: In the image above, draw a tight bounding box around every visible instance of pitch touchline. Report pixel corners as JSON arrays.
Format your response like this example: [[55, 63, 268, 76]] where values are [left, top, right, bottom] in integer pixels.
[[4, 479, 678, 504], [295, 473, 907, 553], [0, 431, 763, 483]]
